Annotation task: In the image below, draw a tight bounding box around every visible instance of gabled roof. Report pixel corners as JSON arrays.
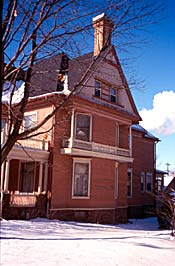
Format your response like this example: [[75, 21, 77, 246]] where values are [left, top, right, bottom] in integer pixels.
[[132, 124, 159, 141], [30, 52, 93, 97], [156, 169, 168, 175], [29, 44, 141, 122]]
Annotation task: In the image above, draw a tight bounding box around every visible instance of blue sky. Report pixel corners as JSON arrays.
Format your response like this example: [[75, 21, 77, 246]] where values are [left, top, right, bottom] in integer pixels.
[[128, 0, 175, 172]]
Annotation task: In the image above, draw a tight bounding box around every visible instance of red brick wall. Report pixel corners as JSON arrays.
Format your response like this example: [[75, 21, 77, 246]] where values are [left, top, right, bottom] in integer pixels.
[[93, 115, 116, 145], [50, 106, 129, 211], [128, 130, 155, 209]]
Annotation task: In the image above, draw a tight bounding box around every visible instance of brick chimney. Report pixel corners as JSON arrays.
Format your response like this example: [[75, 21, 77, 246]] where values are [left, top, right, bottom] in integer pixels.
[[93, 13, 114, 56]]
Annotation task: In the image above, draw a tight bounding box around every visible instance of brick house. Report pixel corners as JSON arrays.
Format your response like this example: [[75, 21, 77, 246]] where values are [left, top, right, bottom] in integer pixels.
[[1, 14, 158, 223]]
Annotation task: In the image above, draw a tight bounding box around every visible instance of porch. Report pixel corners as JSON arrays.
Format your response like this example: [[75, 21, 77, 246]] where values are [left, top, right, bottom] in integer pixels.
[[1, 138, 50, 219]]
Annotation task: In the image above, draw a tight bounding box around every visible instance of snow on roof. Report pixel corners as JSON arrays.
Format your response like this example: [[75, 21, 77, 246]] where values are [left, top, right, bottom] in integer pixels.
[[132, 124, 159, 140]]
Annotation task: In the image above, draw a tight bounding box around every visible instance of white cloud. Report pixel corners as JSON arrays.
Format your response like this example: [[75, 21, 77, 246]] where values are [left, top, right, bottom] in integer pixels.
[[139, 90, 175, 136], [2, 82, 24, 104]]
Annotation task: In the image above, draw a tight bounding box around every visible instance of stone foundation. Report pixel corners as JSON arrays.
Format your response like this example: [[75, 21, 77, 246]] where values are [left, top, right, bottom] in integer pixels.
[[49, 207, 128, 224], [127, 204, 156, 219], [2, 193, 47, 220]]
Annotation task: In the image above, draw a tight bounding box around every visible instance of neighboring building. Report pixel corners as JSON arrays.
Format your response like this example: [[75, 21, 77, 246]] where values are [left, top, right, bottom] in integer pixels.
[[128, 125, 159, 218], [155, 169, 168, 193], [1, 14, 158, 223]]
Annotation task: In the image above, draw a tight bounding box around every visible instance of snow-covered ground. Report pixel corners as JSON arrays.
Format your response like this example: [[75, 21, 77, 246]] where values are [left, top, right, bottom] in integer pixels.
[[0, 217, 174, 266]]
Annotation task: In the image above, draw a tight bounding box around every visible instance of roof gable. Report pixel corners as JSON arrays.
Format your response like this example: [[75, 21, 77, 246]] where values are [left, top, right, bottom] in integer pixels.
[[75, 45, 140, 121], [29, 45, 140, 122]]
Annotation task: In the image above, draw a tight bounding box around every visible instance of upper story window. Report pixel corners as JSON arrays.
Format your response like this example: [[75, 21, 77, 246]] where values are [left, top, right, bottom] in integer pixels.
[[146, 172, 153, 192], [24, 112, 37, 130], [94, 80, 101, 97], [1, 119, 7, 131], [75, 113, 91, 142], [1, 118, 7, 144], [110, 88, 117, 103]]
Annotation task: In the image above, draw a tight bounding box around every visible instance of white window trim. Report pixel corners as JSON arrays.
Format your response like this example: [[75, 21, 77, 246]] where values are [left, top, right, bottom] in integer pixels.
[[146, 172, 153, 192], [114, 162, 118, 199], [72, 158, 91, 199], [74, 113, 92, 142], [141, 172, 145, 192], [128, 168, 132, 198]]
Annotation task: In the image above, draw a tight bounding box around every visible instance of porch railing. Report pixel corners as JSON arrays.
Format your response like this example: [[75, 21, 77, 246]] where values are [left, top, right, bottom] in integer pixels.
[[62, 138, 130, 157], [1, 131, 49, 151]]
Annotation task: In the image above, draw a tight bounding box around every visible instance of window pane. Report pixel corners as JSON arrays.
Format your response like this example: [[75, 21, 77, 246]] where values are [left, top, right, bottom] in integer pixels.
[[146, 173, 152, 192], [73, 163, 89, 197], [1, 119, 6, 130], [110, 88, 117, 103], [76, 114, 90, 141], [95, 81, 101, 97]]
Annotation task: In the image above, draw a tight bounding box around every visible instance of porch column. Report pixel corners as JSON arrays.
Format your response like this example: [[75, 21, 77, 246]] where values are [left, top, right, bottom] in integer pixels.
[[38, 161, 44, 194], [0, 162, 6, 216], [43, 162, 48, 192], [1, 162, 5, 192], [129, 126, 132, 157], [4, 158, 11, 192], [69, 108, 75, 147]]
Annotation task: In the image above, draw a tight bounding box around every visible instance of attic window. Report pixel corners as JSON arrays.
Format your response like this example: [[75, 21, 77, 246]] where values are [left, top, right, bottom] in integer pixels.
[[94, 80, 101, 97], [110, 88, 117, 103]]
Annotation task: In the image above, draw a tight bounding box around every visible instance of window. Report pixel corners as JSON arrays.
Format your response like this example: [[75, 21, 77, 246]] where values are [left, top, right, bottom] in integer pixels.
[[72, 159, 91, 197], [141, 172, 145, 192], [110, 88, 117, 103], [156, 176, 163, 192], [1, 119, 7, 143], [94, 80, 101, 97], [20, 162, 35, 193], [24, 112, 37, 130], [75, 113, 91, 141], [146, 172, 153, 192], [1, 119, 6, 131], [128, 169, 132, 197], [114, 164, 118, 198]]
